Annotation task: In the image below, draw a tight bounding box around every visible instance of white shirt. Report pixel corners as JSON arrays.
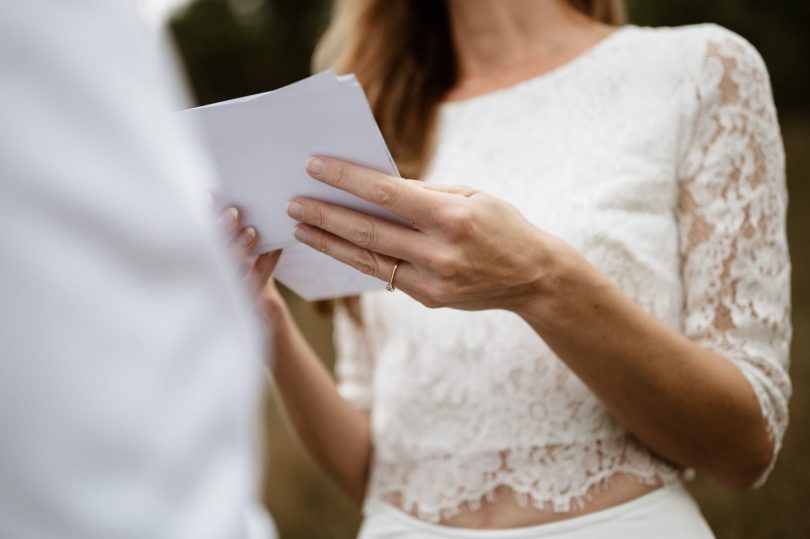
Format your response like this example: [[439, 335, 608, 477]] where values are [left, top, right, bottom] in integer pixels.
[[334, 24, 792, 523], [0, 1, 272, 537]]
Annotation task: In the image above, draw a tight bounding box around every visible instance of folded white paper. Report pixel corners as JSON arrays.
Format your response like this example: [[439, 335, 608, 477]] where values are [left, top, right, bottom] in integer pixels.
[[182, 71, 406, 301]]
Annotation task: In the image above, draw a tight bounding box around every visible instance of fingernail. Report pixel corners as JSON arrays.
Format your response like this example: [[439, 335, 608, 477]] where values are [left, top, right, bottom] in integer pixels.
[[286, 201, 304, 219], [306, 157, 325, 177], [219, 207, 239, 230], [293, 226, 309, 243], [241, 226, 257, 248]]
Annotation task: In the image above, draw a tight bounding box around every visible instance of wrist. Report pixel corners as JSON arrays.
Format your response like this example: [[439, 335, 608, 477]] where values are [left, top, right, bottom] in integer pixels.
[[260, 295, 293, 353], [268, 297, 294, 337], [514, 234, 606, 330]]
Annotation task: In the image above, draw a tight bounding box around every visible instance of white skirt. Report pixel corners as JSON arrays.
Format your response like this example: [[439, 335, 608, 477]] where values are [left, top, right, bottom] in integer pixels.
[[357, 482, 715, 539]]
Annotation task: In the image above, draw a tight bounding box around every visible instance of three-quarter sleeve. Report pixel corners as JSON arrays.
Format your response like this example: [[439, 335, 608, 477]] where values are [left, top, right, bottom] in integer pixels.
[[333, 304, 376, 410], [677, 27, 792, 485]]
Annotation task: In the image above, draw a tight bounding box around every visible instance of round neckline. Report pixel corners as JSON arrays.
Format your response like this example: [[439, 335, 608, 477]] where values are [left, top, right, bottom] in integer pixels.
[[440, 24, 637, 109]]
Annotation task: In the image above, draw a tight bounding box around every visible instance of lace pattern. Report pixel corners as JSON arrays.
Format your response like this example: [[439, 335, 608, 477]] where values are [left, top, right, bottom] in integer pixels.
[[366, 439, 680, 522], [677, 27, 791, 485], [333, 24, 791, 522]]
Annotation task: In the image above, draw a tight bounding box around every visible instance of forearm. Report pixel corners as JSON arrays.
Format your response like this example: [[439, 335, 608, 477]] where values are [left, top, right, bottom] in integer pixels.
[[516, 242, 772, 488], [268, 304, 372, 502]]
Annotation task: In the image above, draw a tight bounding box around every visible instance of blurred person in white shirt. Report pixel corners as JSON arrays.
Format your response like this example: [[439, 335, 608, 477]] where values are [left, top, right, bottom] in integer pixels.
[[0, 1, 276, 537]]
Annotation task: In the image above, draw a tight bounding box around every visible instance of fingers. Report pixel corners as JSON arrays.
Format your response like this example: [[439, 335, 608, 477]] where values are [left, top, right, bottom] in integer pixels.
[[305, 156, 442, 224], [217, 207, 282, 299], [408, 181, 479, 197], [236, 226, 258, 253], [292, 223, 417, 290], [286, 198, 429, 265], [219, 206, 241, 236], [219, 206, 258, 254], [251, 250, 282, 288]]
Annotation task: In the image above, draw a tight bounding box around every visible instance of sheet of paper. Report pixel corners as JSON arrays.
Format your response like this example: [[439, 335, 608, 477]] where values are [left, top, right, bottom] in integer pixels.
[[272, 243, 387, 301], [182, 71, 407, 300], [194, 70, 347, 109]]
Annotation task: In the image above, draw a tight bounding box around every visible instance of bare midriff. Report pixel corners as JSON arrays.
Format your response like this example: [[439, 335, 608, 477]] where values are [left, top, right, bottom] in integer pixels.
[[393, 474, 662, 530]]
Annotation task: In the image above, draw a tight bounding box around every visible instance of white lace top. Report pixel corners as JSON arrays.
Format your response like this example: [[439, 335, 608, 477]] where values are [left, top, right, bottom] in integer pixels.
[[333, 24, 792, 523]]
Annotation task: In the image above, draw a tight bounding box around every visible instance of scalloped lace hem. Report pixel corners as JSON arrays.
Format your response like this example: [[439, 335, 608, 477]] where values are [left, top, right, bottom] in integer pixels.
[[367, 467, 682, 524], [365, 442, 683, 523]]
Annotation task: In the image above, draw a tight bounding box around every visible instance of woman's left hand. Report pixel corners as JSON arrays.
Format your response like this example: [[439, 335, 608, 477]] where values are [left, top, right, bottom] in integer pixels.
[[286, 156, 571, 312]]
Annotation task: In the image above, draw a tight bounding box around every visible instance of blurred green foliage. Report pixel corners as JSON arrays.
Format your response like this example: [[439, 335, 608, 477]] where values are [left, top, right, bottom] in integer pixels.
[[170, 1, 809, 538], [171, 0, 810, 112], [171, 0, 330, 105]]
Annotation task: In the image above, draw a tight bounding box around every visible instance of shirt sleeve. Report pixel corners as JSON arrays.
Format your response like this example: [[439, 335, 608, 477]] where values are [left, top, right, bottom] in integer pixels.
[[677, 26, 792, 486], [333, 303, 377, 410]]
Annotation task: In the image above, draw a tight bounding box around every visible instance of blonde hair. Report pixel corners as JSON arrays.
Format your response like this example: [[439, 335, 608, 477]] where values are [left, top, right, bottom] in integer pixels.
[[313, 0, 626, 319]]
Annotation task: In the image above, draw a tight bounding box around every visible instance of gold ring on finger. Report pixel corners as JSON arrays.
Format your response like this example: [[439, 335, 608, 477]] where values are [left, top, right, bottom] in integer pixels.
[[385, 260, 401, 292]]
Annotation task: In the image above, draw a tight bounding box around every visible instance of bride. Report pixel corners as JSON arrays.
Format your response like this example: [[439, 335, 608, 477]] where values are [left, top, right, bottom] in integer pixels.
[[226, 0, 791, 537]]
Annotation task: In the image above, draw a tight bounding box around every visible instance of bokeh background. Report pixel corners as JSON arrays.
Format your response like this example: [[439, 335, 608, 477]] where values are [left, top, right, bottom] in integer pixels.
[[167, 1, 809, 537]]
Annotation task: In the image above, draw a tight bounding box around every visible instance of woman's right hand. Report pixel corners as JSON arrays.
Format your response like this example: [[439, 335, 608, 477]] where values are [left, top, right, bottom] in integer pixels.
[[218, 206, 289, 329], [220, 209, 373, 503]]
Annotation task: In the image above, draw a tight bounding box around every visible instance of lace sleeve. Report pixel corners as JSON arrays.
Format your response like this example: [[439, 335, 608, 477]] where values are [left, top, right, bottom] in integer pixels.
[[333, 304, 376, 409], [677, 27, 792, 486]]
